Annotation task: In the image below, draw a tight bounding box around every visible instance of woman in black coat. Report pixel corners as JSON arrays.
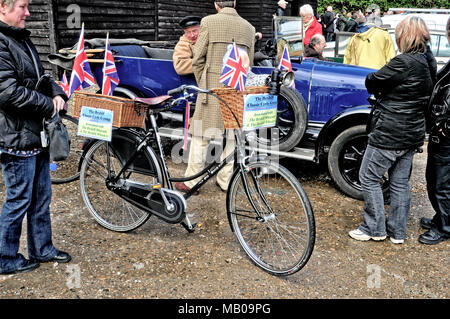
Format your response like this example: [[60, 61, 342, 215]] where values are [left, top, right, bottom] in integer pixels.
[[418, 17, 450, 245], [349, 16, 437, 244], [0, 0, 70, 275]]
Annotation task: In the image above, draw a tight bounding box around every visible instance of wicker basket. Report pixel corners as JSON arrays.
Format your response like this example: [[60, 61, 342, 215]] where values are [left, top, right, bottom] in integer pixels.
[[72, 91, 145, 128], [213, 86, 269, 129]]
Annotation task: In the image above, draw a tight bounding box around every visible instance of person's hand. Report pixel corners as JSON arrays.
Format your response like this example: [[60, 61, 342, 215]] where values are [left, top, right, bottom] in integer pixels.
[[255, 32, 263, 40], [52, 95, 66, 117]]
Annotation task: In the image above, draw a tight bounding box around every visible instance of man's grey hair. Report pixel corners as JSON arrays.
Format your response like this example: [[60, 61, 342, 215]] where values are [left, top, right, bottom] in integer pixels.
[[215, 1, 235, 8], [310, 34, 324, 46], [299, 4, 314, 16]]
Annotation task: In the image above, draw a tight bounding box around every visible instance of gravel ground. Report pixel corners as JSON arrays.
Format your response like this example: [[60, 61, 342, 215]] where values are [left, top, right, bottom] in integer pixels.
[[0, 143, 448, 300]]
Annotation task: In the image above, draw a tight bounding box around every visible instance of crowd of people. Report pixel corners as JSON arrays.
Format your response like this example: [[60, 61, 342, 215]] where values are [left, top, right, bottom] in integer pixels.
[[161, 2, 450, 249], [0, 0, 448, 277]]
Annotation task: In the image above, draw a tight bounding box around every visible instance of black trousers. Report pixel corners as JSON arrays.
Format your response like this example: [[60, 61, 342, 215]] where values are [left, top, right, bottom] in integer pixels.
[[426, 136, 450, 236]]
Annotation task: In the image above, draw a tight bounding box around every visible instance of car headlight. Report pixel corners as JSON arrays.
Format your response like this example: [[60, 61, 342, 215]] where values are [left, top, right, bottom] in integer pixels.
[[281, 71, 295, 87]]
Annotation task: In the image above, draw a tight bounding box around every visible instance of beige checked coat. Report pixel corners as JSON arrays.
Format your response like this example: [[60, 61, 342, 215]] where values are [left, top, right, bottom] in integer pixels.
[[173, 34, 195, 75], [190, 7, 256, 137]]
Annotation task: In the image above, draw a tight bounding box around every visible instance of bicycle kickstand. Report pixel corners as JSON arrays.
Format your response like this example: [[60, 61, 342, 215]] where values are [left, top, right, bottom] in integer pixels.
[[181, 215, 198, 233]]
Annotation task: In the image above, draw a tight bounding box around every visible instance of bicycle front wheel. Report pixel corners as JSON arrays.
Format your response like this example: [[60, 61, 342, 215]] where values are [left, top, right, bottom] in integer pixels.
[[80, 132, 162, 232], [50, 114, 83, 184], [227, 161, 315, 276]]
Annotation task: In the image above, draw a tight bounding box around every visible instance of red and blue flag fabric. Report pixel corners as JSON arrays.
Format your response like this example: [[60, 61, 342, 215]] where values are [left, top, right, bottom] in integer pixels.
[[69, 24, 96, 97], [278, 45, 295, 88], [183, 100, 190, 151], [59, 71, 70, 98], [219, 42, 247, 92], [278, 45, 292, 72], [102, 34, 120, 96]]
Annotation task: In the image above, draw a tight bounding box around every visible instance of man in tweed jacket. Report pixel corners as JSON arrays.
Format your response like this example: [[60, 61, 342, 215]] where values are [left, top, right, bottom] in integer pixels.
[[175, 1, 256, 194]]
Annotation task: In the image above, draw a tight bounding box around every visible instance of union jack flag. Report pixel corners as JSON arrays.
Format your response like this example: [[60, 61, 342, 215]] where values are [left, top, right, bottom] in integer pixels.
[[68, 24, 96, 97], [278, 45, 292, 72], [219, 42, 247, 92], [278, 45, 295, 88], [59, 71, 70, 98], [102, 34, 120, 96]]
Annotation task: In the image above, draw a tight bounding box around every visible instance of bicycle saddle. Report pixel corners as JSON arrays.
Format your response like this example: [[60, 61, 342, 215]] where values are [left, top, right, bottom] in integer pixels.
[[135, 95, 171, 106]]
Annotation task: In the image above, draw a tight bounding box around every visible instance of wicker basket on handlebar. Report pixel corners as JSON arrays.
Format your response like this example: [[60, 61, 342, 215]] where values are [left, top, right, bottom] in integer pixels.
[[212, 86, 269, 129], [72, 91, 146, 128]]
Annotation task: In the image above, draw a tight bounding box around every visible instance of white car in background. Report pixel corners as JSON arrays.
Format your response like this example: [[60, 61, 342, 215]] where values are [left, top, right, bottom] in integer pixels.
[[381, 8, 449, 30]]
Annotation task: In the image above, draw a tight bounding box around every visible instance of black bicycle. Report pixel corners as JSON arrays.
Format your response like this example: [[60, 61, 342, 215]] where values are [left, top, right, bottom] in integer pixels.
[[79, 85, 315, 276]]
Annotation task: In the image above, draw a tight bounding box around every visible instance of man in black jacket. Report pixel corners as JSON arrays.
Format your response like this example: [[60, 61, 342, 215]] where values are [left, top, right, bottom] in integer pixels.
[[0, 0, 70, 275], [344, 11, 358, 32], [322, 6, 335, 42], [275, 0, 288, 17], [419, 17, 450, 245]]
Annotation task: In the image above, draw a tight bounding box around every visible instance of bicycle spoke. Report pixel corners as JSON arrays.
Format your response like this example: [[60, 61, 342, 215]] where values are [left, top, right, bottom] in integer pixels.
[[228, 161, 315, 276]]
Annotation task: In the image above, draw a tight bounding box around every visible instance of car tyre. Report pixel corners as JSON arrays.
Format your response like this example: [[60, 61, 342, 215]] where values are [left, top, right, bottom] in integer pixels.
[[328, 125, 390, 201], [255, 86, 307, 152]]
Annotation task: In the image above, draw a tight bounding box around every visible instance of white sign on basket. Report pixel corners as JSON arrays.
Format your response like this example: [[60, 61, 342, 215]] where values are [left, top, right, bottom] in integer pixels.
[[243, 93, 278, 130], [77, 106, 113, 141]]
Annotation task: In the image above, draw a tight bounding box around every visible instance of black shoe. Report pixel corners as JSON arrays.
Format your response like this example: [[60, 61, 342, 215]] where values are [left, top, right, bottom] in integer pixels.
[[1, 260, 40, 275], [418, 229, 449, 245], [420, 217, 435, 230], [48, 251, 71, 263], [32, 251, 72, 264]]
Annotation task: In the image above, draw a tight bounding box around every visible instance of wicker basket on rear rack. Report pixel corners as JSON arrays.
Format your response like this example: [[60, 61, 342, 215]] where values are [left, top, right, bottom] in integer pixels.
[[72, 91, 146, 128], [212, 86, 269, 129]]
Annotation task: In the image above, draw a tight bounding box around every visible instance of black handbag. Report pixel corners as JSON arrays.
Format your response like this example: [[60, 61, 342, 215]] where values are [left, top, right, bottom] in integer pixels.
[[43, 114, 71, 161]]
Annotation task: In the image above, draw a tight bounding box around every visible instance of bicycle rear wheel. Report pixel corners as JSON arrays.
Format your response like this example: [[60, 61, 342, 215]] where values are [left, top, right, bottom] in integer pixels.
[[80, 131, 162, 232], [50, 114, 84, 184], [227, 161, 315, 276]]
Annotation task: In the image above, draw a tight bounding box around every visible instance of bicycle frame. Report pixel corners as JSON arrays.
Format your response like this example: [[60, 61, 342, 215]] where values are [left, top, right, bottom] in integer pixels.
[[102, 93, 275, 231]]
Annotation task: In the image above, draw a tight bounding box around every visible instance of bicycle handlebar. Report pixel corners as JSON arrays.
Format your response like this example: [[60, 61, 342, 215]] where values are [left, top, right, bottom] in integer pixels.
[[167, 85, 210, 96]]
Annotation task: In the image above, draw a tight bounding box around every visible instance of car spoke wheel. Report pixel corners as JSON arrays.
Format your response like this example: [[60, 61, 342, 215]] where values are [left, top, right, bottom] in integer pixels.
[[255, 86, 307, 152], [328, 125, 389, 200]]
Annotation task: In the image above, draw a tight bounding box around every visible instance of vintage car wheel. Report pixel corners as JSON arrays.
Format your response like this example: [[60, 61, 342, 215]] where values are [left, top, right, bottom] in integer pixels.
[[255, 86, 307, 152], [327, 125, 390, 201]]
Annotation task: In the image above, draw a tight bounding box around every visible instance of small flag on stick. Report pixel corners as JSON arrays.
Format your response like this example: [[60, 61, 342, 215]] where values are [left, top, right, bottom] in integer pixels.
[[102, 32, 120, 96]]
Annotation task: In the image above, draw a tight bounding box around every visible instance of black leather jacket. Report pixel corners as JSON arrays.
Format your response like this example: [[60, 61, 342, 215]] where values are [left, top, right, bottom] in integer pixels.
[[344, 19, 357, 32], [428, 60, 450, 139], [365, 51, 436, 150], [0, 21, 65, 151]]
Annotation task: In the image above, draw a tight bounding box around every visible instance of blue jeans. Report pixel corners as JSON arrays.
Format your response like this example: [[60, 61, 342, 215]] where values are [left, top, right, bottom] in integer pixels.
[[358, 145, 416, 240], [0, 151, 57, 273]]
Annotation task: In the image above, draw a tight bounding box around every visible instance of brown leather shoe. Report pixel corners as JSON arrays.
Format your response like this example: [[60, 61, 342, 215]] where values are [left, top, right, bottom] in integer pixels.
[[174, 182, 199, 195]]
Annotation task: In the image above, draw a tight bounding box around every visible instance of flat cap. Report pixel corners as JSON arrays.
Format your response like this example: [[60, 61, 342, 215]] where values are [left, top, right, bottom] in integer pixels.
[[179, 16, 201, 29]]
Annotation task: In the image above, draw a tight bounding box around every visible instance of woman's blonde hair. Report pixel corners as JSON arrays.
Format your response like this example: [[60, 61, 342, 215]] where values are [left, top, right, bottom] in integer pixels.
[[0, 0, 16, 9], [395, 16, 430, 54]]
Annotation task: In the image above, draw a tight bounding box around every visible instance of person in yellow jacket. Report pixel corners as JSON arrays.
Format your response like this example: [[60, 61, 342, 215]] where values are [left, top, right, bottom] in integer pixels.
[[173, 16, 201, 75], [344, 22, 396, 69]]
